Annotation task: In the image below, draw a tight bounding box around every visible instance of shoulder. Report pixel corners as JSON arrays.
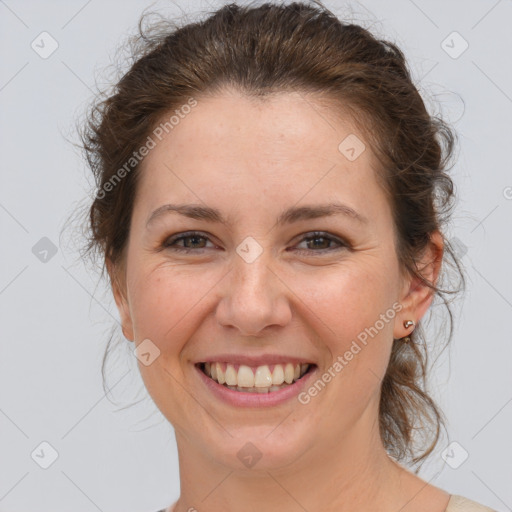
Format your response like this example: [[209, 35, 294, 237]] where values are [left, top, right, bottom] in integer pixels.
[[446, 494, 497, 512]]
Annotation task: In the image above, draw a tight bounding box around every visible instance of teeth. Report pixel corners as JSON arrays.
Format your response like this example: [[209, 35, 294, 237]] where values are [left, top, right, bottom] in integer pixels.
[[216, 362, 225, 384], [284, 363, 295, 384], [225, 364, 237, 386], [254, 365, 272, 387], [237, 365, 255, 387], [203, 362, 310, 390], [271, 364, 285, 385]]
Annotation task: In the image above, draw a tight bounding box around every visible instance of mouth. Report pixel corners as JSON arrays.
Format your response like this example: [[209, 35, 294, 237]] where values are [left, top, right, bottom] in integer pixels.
[[195, 361, 315, 394]]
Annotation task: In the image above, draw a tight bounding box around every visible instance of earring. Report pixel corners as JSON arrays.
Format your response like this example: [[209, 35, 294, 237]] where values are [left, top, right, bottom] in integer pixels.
[[401, 320, 415, 343]]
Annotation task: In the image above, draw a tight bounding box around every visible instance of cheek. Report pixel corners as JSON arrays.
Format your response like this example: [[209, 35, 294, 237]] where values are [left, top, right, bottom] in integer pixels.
[[127, 248, 397, 355], [297, 262, 397, 403], [126, 263, 223, 348], [298, 262, 396, 343], [131, 268, 200, 350], [307, 272, 396, 406], [126, 266, 218, 419]]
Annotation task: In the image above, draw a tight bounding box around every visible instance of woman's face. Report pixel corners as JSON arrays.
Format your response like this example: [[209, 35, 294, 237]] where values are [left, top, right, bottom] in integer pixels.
[[111, 90, 437, 471]]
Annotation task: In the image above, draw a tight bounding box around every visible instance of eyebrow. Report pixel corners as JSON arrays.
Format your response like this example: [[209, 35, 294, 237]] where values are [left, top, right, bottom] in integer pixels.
[[146, 202, 369, 228]]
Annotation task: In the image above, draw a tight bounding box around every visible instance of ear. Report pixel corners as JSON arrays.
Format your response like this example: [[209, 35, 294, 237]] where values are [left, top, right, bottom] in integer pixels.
[[394, 230, 444, 339], [106, 257, 134, 342]]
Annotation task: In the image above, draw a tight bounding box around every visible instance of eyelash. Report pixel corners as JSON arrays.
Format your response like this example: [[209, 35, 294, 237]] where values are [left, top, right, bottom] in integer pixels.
[[161, 231, 349, 255]]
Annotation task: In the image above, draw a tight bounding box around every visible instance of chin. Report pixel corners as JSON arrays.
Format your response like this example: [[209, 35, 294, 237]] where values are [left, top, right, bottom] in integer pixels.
[[194, 418, 316, 473]]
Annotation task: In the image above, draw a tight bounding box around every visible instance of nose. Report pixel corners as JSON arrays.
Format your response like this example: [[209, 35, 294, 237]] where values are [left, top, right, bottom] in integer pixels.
[[215, 249, 292, 336]]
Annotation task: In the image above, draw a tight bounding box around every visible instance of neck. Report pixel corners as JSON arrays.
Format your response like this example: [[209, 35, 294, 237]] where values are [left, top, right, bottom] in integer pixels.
[[172, 415, 406, 512]]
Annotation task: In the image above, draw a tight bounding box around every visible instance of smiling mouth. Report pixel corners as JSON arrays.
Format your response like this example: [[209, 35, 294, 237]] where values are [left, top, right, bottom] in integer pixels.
[[197, 361, 315, 393]]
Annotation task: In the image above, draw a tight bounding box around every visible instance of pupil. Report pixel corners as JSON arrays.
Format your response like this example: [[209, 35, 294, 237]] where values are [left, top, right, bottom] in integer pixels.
[[310, 236, 327, 249], [186, 236, 203, 248]]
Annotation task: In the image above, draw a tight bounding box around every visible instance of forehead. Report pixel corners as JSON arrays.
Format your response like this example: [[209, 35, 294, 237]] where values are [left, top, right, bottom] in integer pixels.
[[148, 91, 359, 163], [134, 90, 387, 222]]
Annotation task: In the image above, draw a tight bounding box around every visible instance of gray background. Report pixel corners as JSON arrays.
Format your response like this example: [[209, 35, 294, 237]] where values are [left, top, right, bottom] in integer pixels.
[[1, 0, 511, 511]]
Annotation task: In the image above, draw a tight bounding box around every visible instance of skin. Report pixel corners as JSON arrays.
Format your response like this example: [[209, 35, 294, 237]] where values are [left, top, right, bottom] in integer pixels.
[[109, 88, 450, 512]]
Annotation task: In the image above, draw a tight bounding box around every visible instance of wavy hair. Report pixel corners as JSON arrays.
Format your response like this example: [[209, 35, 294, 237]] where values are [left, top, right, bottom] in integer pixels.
[[75, 1, 465, 468]]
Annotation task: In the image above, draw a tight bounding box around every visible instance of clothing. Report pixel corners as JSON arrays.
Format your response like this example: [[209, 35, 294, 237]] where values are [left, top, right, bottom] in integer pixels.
[[446, 494, 497, 511], [157, 494, 497, 511]]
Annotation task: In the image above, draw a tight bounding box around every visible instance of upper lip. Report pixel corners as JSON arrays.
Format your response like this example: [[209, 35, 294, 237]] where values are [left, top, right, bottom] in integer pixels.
[[195, 354, 315, 367]]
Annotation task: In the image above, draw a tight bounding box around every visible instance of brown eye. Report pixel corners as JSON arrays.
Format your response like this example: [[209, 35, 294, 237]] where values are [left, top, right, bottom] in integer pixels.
[[162, 232, 214, 252], [293, 232, 348, 255]]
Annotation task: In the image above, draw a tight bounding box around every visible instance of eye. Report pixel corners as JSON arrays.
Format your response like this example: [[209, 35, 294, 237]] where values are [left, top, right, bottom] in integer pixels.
[[161, 231, 216, 253], [293, 231, 348, 255], [161, 230, 349, 255]]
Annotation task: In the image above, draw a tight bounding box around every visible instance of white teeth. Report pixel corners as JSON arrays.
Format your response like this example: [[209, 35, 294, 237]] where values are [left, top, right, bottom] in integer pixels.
[[271, 364, 285, 385], [204, 362, 311, 391], [254, 365, 272, 387], [237, 365, 255, 387], [225, 364, 237, 386], [284, 363, 295, 384], [216, 362, 225, 384]]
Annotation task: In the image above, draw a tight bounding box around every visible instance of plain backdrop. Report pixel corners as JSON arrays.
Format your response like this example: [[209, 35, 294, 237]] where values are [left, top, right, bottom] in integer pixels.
[[1, 1, 511, 511]]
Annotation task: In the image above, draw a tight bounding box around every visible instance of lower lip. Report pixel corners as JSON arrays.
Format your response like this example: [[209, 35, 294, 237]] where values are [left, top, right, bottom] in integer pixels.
[[195, 363, 317, 407]]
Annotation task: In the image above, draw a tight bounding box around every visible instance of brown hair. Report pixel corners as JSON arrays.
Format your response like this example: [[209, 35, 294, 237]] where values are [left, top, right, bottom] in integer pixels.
[[76, 0, 465, 469]]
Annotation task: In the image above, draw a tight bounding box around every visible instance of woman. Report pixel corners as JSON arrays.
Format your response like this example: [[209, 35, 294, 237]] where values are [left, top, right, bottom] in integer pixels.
[[79, 2, 497, 511]]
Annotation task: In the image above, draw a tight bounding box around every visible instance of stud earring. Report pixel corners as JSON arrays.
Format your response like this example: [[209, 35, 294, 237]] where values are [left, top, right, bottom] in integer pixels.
[[401, 320, 415, 343]]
